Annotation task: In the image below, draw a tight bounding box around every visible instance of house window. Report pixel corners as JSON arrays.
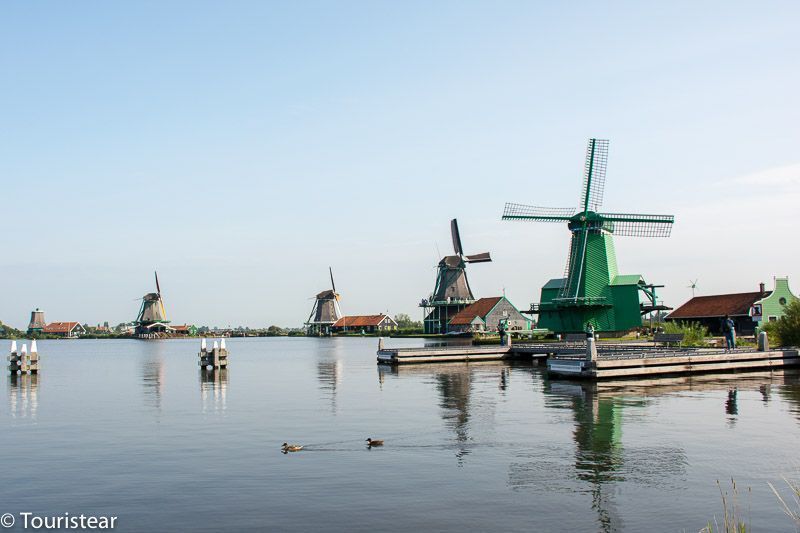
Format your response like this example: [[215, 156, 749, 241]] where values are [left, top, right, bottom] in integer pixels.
[[779, 297, 787, 305], [768, 316, 777, 322]]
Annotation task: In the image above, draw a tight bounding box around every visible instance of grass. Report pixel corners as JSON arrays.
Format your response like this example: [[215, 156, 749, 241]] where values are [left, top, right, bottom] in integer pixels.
[[701, 479, 751, 533], [768, 478, 800, 526], [662, 321, 710, 347]]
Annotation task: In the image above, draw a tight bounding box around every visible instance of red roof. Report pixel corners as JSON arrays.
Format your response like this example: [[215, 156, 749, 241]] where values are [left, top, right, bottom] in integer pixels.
[[449, 297, 503, 325], [333, 314, 394, 327], [43, 322, 81, 333], [667, 291, 768, 319]]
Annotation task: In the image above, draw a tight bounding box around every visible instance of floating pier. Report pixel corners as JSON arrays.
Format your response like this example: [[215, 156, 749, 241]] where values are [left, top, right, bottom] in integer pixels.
[[546, 333, 800, 379], [377, 333, 800, 378], [378, 344, 512, 364], [198, 338, 229, 369], [375, 336, 536, 364], [8, 340, 40, 374]]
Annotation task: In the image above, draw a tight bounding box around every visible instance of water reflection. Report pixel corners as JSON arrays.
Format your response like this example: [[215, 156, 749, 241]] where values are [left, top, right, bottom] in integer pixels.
[[379, 362, 511, 465], [141, 356, 165, 412], [775, 370, 800, 420], [9, 373, 39, 419], [200, 368, 228, 414], [316, 341, 345, 413]]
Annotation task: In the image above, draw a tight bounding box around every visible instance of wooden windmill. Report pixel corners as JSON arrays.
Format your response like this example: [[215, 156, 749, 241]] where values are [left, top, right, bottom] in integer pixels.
[[135, 271, 170, 336], [420, 219, 491, 334], [305, 267, 343, 336], [502, 139, 674, 334]]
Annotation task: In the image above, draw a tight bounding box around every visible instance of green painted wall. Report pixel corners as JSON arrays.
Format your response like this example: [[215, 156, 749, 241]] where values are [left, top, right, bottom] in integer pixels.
[[756, 278, 797, 330], [536, 230, 644, 334]]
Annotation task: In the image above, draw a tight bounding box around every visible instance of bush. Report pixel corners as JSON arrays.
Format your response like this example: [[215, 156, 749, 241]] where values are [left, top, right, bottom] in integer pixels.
[[763, 300, 800, 347], [662, 321, 709, 347]]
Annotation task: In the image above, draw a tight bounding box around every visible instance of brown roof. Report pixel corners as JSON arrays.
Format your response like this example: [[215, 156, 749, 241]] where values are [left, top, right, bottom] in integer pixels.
[[449, 297, 503, 325], [333, 314, 394, 327], [43, 322, 81, 333], [667, 291, 769, 319]]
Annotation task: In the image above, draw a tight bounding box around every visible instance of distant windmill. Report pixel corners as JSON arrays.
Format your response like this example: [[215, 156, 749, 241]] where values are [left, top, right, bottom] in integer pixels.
[[502, 138, 674, 333], [135, 271, 170, 336], [420, 219, 492, 334], [687, 279, 699, 298], [305, 267, 343, 336]]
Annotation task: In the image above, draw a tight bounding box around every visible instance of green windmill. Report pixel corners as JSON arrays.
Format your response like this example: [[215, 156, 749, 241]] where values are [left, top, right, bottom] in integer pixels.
[[503, 138, 674, 334]]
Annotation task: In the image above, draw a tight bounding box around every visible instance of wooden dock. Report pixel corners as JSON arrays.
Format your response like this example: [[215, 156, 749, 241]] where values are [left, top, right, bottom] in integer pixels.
[[377, 344, 513, 364], [547, 347, 800, 379]]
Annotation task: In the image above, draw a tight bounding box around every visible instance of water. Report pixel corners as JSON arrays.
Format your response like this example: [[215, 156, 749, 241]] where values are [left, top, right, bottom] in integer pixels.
[[2, 338, 800, 532]]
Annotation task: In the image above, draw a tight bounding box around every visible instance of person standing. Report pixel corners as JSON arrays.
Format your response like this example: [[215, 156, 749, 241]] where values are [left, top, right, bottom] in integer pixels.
[[722, 315, 736, 351]]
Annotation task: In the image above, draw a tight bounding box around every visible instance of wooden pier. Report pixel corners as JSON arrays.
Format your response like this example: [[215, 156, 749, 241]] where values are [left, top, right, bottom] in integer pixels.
[[377, 342, 514, 364], [546, 335, 800, 379]]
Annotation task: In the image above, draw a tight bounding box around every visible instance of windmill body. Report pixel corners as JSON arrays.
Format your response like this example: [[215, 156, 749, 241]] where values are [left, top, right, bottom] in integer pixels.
[[420, 219, 491, 334], [135, 272, 171, 336], [305, 268, 343, 336], [503, 139, 674, 334]]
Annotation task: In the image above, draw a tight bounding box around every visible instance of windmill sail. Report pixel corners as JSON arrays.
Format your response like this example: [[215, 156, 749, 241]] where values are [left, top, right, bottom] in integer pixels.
[[579, 138, 609, 213], [450, 219, 464, 256]]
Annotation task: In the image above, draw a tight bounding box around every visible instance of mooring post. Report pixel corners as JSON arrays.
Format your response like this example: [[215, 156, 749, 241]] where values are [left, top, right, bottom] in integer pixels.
[[378, 337, 384, 351], [758, 331, 769, 352], [586, 336, 598, 363]]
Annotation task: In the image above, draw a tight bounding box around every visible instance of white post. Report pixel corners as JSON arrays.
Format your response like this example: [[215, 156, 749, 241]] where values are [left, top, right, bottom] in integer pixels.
[[201, 338, 207, 352], [220, 338, 226, 351], [30, 339, 37, 354], [758, 331, 769, 352], [586, 337, 598, 363], [213, 340, 219, 351], [378, 337, 385, 351], [21, 344, 27, 355], [11, 340, 17, 353]]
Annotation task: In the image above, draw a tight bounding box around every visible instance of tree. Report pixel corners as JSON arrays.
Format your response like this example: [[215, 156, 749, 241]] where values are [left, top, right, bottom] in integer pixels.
[[0, 321, 24, 338], [764, 300, 800, 347], [266, 325, 286, 336]]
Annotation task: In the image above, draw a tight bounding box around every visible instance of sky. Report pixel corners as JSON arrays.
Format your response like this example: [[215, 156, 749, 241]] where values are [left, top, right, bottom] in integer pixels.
[[1, 1, 799, 329]]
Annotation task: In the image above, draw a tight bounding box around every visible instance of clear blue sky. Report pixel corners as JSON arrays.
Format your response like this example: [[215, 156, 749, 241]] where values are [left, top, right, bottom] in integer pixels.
[[2, 1, 799, 328]]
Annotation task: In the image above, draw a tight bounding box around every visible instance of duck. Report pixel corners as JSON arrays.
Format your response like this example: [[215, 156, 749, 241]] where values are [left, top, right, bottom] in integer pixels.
[[366, 438, 384, 447], [282, 442, 304, 452]]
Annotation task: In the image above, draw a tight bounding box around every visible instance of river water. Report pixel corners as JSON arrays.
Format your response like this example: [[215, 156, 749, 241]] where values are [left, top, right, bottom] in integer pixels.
[[2, 337, 800, 532]]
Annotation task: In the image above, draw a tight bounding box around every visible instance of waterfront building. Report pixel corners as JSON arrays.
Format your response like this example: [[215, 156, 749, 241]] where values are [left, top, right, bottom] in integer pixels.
[[330, 314, 398, 334], [420, 219, 491, 334], [305, 268, 343, 336], [42, 322, 86, 338], [447, 296, 532, 333], [27, 308, 46, 334], [666, 278, 797, 335]]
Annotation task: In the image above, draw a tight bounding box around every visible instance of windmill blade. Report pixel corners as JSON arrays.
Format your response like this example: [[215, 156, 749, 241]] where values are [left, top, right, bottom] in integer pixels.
[[329, 267, 336, 294], [502, 203, 575, 222], [155, 271, 161, 295], [465, 252, 492, 263], [450, 219, 464, 256], [579, 138, 609, 213], [598, 212, 674, 237]]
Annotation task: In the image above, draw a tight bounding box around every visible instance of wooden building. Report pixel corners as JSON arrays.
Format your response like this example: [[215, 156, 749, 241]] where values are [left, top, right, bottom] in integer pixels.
[[42, 322, 86, 338], [665, 280, 797, 335], [447, 296, 532, 334], [330, 314, 398, 334]]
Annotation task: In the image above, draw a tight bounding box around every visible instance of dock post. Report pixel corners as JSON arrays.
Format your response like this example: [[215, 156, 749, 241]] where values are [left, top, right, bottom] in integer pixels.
[[758, 331, 769, 352], [378, 337, 384, 351], [586, 336, 598, 363]]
